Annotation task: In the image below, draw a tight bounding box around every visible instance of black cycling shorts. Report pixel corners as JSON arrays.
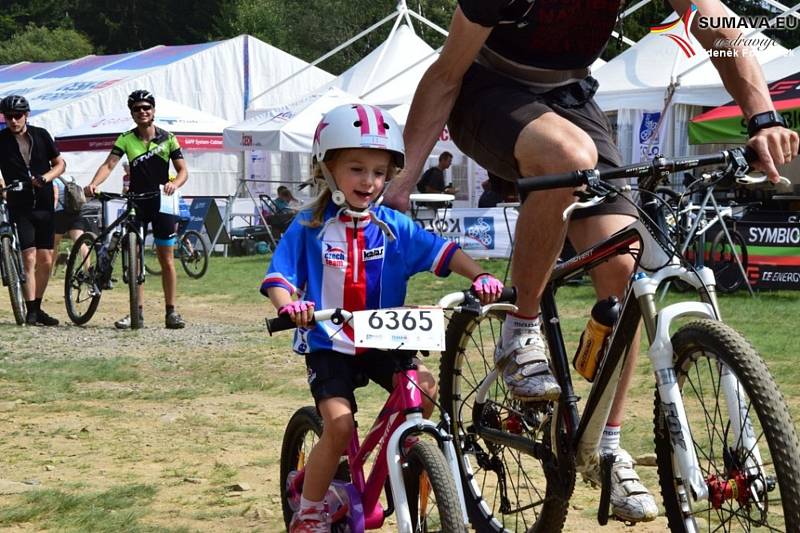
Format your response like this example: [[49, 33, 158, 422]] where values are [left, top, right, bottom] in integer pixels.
[[133, 197, 177, 246], [10, 209, 54, 250], [448, 63, 637, 220], [53, 211, 89, 235], [305, 350, 417, 413]]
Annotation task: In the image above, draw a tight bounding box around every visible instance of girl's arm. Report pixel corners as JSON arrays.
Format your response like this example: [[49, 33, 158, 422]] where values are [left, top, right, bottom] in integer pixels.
[[448, 249, 486, 280]]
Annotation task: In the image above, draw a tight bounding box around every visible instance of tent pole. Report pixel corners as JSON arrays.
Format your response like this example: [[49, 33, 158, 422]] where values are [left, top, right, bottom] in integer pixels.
[[362, 12, 405, 96], [406, 10, 449, 37], [359, 48, 441, 100]]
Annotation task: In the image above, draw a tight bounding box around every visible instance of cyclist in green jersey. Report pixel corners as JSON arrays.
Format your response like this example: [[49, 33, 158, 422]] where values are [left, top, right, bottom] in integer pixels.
[[85, 90, 188, 329]]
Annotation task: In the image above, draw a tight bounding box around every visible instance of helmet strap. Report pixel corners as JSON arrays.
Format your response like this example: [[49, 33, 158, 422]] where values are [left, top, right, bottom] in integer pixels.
[[319, 160, 376, 219]]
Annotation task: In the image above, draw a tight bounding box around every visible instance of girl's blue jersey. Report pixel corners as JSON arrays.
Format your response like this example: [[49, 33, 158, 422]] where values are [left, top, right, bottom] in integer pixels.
[[262, 202, 459, 355]]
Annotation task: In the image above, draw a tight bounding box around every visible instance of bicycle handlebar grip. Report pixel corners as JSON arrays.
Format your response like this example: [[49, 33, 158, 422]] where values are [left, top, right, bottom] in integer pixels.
[[266, 313, 297, 335], [516, 171, 583, 194], [500, 287, 517, 304], [743, 146, 758, 164]]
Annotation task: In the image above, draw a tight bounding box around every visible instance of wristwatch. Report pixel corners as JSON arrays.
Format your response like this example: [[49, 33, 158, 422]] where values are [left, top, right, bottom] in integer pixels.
[[747, 111, 786, 137]]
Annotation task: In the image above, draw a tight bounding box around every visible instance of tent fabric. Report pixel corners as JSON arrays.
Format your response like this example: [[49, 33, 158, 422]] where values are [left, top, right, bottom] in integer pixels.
[[319, 24, 438, 106], [55, 98, 231, 152], [688, 73, 800, 144], [594, 9, 787, 111], [223, 87, 365, 152], [0, 36, 333, 196]]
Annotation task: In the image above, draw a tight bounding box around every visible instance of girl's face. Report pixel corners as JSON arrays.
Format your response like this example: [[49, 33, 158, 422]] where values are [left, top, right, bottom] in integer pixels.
[[329, 149, 391, 210]]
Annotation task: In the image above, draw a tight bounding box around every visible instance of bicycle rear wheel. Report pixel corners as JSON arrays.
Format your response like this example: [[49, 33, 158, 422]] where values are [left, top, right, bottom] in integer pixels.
[[654, 320, 800, 532], [179, 230, 208, 279], [1, 235, 25, 325], [708, 228, 748, 293], [64, 232, 101, 325], [439, 309, 574, 533], [403, 439, 467, 532], [125, 231, 142, 329]]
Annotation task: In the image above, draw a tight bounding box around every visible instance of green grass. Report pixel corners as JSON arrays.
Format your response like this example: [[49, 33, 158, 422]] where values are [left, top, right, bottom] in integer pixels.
[[0, 484, 170, 532]]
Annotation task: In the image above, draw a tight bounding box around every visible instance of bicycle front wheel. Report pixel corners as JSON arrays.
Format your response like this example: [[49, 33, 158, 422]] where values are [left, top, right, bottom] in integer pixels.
[[654, 320, 800, 532], [179, 230, 208, 279], [439, 310, 574, 533], [1, 235, 25, 325], [64, 232, 101, 325], [708, 228, 748, 293], [280, 407, 324, 529], [125, 231, 142, 329], [403, 439, 466, 533]]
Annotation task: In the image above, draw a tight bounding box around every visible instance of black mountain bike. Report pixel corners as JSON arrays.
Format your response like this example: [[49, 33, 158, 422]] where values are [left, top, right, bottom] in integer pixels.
[[64, 191, 157, 329], [0, 182, 26, 325], [440, 148, 800, 532]]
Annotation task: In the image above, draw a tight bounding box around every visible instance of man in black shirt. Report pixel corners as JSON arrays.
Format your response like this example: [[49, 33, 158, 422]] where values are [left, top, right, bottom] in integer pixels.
[[385, 0, 799, 524], [477, 176, 504, 208], [417, 151, 455, 194], [0, 95, 65, 326]]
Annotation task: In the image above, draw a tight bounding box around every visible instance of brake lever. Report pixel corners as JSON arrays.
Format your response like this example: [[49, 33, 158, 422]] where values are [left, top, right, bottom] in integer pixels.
[[736, 174, 792, 188], [563, 196, 605, 221]]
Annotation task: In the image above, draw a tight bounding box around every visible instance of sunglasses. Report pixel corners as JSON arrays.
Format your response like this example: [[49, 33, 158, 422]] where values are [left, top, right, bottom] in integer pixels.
[[131, 104, 153, 112], [3, 112, 24, 121]]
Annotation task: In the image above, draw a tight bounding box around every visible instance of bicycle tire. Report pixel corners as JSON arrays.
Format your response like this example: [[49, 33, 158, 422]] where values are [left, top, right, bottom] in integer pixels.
[[64, 232, 101, 325], [1, 235, 25, 325], [280, 406, 324, 529], [403, 439, 467, 533], [180, 230, 208, 279], [125, 231, 142, 330], [654, 320, 800, 532], [708, 228, 748, 293], [144, 241, 161, 276], [439, 309, 574, 533]]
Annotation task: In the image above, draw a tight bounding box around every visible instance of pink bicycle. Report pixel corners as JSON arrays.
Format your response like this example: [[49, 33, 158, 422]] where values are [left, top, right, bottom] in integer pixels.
[[267, 291, 511, 532]]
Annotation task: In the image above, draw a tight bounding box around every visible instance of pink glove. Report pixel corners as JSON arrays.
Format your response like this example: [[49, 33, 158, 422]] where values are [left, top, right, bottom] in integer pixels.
[[472, 273, 503, 301], [279, 300, 315, 316]]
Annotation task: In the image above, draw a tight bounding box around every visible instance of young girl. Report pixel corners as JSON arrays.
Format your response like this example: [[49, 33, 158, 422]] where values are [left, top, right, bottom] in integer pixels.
[[261, 104, 503, 532]]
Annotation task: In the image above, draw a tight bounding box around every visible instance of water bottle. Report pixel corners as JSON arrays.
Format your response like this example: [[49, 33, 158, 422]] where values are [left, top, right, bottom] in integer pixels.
[[573, 297, 620, 382]]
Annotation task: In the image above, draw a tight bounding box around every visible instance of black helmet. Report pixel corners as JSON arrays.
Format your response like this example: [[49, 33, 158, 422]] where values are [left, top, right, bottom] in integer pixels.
[[0, 95, 30, 114], [127, 90, 155, 110]]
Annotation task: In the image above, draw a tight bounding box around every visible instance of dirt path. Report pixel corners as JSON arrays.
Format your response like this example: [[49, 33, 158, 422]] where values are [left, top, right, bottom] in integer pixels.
[[1, 288, 668, 532]]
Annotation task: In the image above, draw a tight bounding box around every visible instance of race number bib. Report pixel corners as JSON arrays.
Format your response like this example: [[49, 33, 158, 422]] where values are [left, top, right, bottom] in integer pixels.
[[353, 307, 445, 351]]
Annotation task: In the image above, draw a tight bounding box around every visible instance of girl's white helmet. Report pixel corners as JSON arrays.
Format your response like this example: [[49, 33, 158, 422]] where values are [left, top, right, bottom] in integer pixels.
[[312, 103, 404, 168]]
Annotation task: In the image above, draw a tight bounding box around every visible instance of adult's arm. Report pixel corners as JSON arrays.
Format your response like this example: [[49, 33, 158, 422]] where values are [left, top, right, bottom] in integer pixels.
[[383, 7, 491, 211], [85, 153, 121, 196], [164, 157, 188, 195], [42, 155, 66, 184], [672, 0, 799, 180]]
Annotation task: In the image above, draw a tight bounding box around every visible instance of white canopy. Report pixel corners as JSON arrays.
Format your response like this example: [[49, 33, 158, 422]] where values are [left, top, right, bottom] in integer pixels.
[[761, 45, 800, 82], [594, 10, 787, 111], [55, 98, 232, 152], [223, 87, 364, 152], [323, 24, 438, 106]]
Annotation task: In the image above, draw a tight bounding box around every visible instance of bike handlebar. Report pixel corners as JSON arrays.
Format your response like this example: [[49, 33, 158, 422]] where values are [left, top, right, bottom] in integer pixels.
[[516, 147, 757, 195], [265, 287, 517, 335], [95, 191, 160, 202]]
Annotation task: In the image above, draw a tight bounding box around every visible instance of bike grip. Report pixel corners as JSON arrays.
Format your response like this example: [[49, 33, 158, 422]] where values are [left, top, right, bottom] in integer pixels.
[[266, 313, 297, 335], [743, 146, 758, 164], [500, 287, 517, 304], [517, 171, 583, 194]]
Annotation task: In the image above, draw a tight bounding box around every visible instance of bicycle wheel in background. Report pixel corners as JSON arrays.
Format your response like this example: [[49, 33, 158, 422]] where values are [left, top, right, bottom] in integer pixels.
[[403, 439, 467, 533], [439, 310, 575, 533], [125, 231, 142, 329], [144, 240, 161, 275], [654, 320, 800, 532], [64, 232, 102, 325], [1, 235, 25, 325], [654, 186, 693, 292], [179, 230, 208, 279], [708, 228, 748, 293]]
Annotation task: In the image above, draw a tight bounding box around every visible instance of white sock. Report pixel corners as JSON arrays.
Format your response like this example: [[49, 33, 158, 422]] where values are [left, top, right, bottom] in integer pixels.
[[501, 312, 540, 348], [600, 423, 621, 452], [300, 495, 325, 512]]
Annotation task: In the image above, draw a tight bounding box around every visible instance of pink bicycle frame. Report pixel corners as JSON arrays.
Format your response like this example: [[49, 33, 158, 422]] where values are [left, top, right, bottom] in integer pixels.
[[346, 366, 424, 529]]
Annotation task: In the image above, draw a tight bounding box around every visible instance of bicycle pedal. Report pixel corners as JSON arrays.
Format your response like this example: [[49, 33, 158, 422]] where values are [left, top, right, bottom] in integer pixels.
[[596, 452, 615, 526]]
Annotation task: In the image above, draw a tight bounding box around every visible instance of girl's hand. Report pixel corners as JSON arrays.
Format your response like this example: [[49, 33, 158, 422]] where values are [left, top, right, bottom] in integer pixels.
[[472, 273, 503, 305], [278, 300, 316, 328]]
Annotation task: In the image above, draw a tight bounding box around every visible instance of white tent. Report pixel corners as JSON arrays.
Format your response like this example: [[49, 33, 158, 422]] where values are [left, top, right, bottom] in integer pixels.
[[0, 36, 333, 195], [223, 87, 364, 152], [761, 45, 800, 82]]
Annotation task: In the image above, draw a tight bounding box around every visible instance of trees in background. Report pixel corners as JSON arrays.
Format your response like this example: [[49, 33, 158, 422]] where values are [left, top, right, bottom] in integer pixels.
[[0, 0, 797, 72]]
